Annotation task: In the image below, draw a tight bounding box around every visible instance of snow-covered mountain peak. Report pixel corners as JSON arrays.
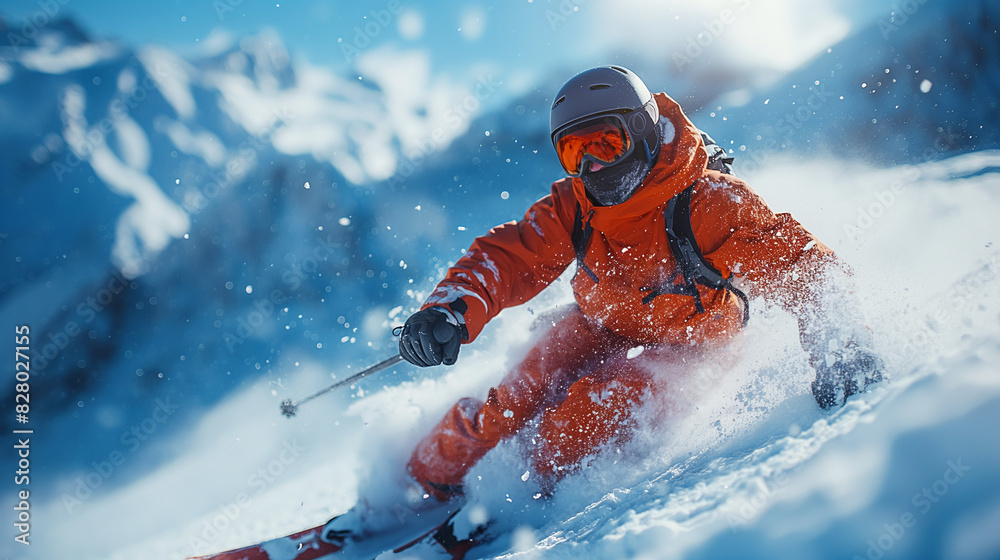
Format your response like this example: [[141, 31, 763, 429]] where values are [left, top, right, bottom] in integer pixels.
[[196, 27, 296, 93], [1, 14, 123, 75]]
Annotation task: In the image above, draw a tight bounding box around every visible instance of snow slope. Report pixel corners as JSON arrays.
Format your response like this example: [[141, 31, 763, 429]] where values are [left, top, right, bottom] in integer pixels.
[[20, 150, 997, 560]]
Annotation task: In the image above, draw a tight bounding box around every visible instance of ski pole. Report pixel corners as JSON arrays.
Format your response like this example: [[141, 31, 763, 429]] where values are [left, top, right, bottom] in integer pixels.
[[280, 354, 404, 418]]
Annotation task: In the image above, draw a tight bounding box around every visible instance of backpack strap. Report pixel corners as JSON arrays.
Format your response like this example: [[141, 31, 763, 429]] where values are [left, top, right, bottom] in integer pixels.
[[655, 183, 750, 326], [571, 203, 599, 283]]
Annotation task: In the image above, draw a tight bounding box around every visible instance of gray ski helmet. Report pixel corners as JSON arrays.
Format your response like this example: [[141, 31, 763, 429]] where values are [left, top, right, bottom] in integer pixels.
[[550, 66, 661, 170]]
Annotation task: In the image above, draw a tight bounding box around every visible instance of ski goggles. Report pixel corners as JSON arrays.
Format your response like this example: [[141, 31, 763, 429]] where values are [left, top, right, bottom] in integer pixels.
[[553, 115, 634, 177]]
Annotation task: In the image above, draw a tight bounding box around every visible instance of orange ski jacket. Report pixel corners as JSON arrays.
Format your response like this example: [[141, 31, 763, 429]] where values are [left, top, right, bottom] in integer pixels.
[[423, 92, 835, 347]]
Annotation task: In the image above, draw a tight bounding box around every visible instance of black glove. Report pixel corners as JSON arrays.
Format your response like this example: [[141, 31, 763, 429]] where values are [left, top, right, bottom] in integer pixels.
[[398, 306, 464, 367], [811, 346, 884, 409]]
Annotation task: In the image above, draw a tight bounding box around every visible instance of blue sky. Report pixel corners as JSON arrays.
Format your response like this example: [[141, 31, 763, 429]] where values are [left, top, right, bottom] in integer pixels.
[[4, 1, 593, 76], [2, 0, 910, 97]]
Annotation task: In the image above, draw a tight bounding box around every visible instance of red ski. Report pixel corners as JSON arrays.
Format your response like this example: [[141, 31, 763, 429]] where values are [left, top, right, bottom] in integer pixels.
[[188, 523, 342, 560], [187, 504, 459, 560]]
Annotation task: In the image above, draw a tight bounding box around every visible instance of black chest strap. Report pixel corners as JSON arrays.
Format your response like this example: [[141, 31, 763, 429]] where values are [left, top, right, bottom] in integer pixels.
[[571, 203, 599, 283], [570, 184, 749, 327], [660, 184, 749, 326]]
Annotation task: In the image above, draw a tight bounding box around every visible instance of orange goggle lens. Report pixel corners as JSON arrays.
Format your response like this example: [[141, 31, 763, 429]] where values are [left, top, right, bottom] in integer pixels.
[[555, 117, 631, 176]]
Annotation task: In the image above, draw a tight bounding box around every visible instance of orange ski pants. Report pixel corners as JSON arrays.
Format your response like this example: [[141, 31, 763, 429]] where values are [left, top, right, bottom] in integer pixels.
[[407, 306, 657, 500]]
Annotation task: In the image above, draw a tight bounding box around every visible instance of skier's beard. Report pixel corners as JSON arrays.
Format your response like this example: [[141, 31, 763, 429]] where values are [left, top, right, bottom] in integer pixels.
[[581, 151, 651, 207]]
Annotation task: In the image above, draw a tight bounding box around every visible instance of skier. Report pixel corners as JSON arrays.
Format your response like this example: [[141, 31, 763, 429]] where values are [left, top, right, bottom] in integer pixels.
[[329, 65, 883, 545]]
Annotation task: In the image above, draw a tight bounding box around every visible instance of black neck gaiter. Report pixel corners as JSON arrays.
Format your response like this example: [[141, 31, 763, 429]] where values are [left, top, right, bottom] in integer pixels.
[[580, 150, 652, 207]]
